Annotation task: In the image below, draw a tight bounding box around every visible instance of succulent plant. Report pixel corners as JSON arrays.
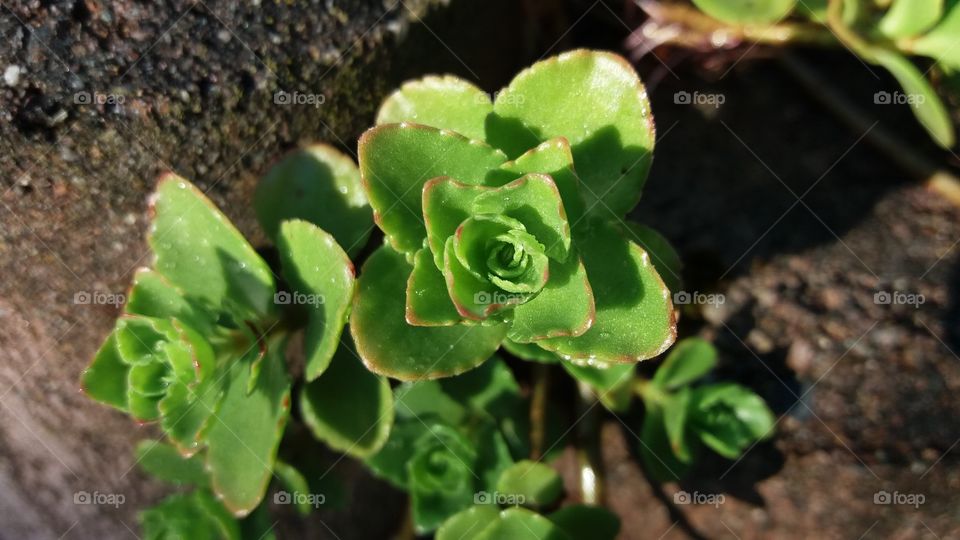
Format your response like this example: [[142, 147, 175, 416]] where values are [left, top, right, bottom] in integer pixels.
[[351, 49, 678, 380]]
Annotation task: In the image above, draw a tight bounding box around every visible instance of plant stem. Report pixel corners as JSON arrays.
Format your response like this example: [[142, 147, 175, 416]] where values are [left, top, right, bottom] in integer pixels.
[[395, 499, 415, 540], [529, 362, 549, 460], [575, 381, 604, 505], [778, 52, 960, 205]]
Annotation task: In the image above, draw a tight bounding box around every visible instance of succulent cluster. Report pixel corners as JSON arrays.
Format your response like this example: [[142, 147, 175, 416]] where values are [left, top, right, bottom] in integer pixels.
[[80, 49, 775, 539], [352, 49, 678, 381]]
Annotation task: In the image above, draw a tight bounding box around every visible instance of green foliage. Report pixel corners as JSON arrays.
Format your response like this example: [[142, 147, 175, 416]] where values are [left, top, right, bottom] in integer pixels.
[[356, 49, 677, 372], [495, 460, 563, 508], [692, 0, 796, 25], [636, 338, 776, 481]]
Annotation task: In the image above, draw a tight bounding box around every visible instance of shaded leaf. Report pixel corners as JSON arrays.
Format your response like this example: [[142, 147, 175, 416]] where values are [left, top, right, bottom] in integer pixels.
[[662, 387, 693, 463], [273, 460, 313, 515], [652, 337, 717, 390], [874, 48, 955, 148], [638, 403, 689, 482], [255, 145, 372, 257], [622, 222, 683, 294], [561, 361, 634, 412], [377, 75, 492, 141], [277, 220, 355, 381], [300, 336, 393, 458], [135, 440, 209, 487], [547, 505, 620, 540], [689, 383, 776, 459], [501, 339, 560, 363], [140, 490, 240, 540], [149, 175, 275, 321], [350, 245, 507, 380], [495, 460, 563, 508], [436, 505, 501, 540], [490, 50, 656, 218], [81, 333, 129, 410], [538, 220, 676, 363]]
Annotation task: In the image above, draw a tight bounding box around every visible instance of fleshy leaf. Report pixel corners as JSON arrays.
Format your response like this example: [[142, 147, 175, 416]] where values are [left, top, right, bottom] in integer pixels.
[[472, 174, 571, 261], [273, 460, 313, 515], [395, 382, 468, 425], [474, 508, 571, 540], [652, 337, 717, 390], [350, 245, 507, 380], [422, 178, 486, 272], [910, 1, 960, 69], [692, 0, 796, 24], [140, 491, 241, 540], [490, 50, 656, 217], [377, 75, 493, 141], [406, 247, 464, 326], [495, 460, 563, 508], [561, 361, 634, 412], [662, 387, 693, 463], [873, 48, 955, 148], [124, 268, 214, 335], [623, 222, 682, 294], [81, 333, 129, 410], [205, 341, 291, 516], [502, 339, 560, 363], [548, 505, 620, 540], [255, 145, 372, 257], [149, 175, 276, 320], [300, 336, 393, 458], [638, 403, 689, 482], [538, 220, 676, 363], [437, 505, 501, 540], [487, 138, 586, 225], [507, 252, 594, 342], [879, 0, 943, 38], [277, 220, 355, 381], [358, 124, 507, 255], [365, 420, 432, 489], [135, 440, 209, 486], [689, 383, 775, 459], [408, 424, 478, 533]]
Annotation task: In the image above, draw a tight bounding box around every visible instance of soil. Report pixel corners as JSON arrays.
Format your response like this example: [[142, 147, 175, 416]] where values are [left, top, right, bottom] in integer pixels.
[[4, 0, 960, 539]]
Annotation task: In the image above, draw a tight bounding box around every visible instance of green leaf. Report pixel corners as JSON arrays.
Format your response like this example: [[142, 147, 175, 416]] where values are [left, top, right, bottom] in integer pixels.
[[437, 505, 501, 540], [395, 381, 468, 425], [538, 220, 677, 363], [910, 1, 960, 70], [487, 138, 586, 226], [662, 387, 694, 463], [135, 440, 209, 486], [495, 460, 563, 508], [652, 337, 717, 390], [358, 124, 507, 255], [422, 177, 486, 270], [408, 424, 478, 533], [638, 403, 689, 482], [873, 48, 955, 148], [689, 383, 776, 459], [149, 175, 276, 321], [377, 75, 493, 141], [547, 505, 620, 540], [365, 420, 432, 489], [273, 460, 313, 515], [140, 490, 240, 540], [474, 508, 571, 540], [255, 145, 372, 257], [350, 245, 507, 380], [490, 50, 656, 218], [622, 222, 683, 294], [276, 220, 355, 381], [692, 0, 796, 24], [205, 341, 291, 516], [879, 0, 943, 38], [561, 361, 634, 412], [406, 247, 464, 326], [81, 333, 129, 410], [501, 339, 560, 363], [472, 421, 517, 491], [300, 336, 393, 458], [507, 252, 594, 343], [124, 268, 214, 335]]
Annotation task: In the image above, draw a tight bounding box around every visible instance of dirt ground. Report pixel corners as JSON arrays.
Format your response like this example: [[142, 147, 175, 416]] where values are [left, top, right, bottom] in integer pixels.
[[3, 0, 960, 538]]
